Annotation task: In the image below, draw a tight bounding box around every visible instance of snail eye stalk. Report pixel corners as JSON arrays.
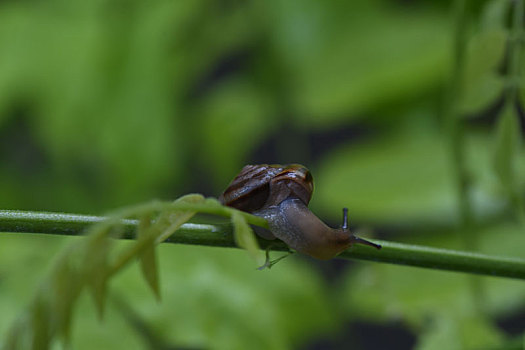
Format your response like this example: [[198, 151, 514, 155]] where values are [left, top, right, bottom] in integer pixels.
[[342, 208, 349, 231], [342, 207, 381, 250]]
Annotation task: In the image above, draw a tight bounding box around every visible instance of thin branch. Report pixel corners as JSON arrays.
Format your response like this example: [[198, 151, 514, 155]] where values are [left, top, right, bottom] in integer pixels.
[[505, 0, 525, 222], [506, 0, 524, 107], [1, 210, 525, 280], [445, 0, 486, 311], [447, 0, 475, 248]]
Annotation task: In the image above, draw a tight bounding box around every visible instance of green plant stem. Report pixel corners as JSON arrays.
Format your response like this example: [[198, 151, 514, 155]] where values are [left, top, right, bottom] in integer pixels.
[[448, 0, 474, 248], [445, 0, 485, 310], [505, 0, 525, 223], [1, 210, 525, 280], [506, 0, 524, 107]]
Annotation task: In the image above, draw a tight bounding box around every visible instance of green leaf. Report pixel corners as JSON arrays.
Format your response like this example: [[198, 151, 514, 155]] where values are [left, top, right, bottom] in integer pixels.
[[176, 193, 206, 204], [460, 316, 504, 349], [415, 316, 462, 350], [480, 0, 511, 29], [31, 294, 51, 350], [4, 318, 28, 350], [460, 73, 504, 115], [137, 195, 205, 298], [204, 197, 222, 207], [231, 211, 264, 265], [51, 257, 82, 344], [315, 126, 457, 225], [83, 234, 113, 319], [137, 214, 160, 300], [461, 27, 507, 115], [464, 27, 507, 80], [139, 246, 160, 299], [263, 0, 449, 123], [155, 194, 205, 243], [492, 104, 521, 192], [460, 0, 508, 116], [415, 315, 504, 350]]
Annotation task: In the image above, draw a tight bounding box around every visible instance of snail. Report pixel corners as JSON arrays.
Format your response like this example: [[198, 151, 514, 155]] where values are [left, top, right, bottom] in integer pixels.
[[219, 164, 381, 260]]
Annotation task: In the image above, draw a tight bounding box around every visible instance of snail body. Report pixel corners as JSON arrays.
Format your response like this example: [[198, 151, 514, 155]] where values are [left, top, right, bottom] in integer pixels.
[[219, 164, 380, 260]]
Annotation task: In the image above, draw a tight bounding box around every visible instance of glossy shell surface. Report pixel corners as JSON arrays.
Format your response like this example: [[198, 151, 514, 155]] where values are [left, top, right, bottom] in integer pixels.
[[219, 164, 313, 212]]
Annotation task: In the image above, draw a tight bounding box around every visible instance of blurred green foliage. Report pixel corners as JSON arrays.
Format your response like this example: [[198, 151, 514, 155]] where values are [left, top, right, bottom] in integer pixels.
[[0, 0, 524, 348]]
